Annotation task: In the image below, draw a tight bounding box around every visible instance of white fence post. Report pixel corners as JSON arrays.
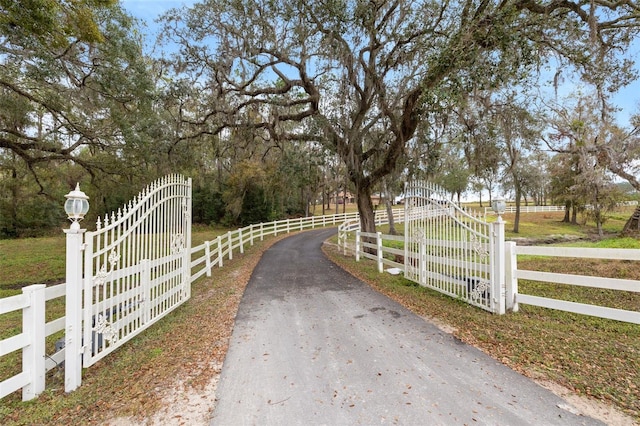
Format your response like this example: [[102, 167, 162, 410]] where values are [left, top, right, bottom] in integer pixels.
[[217, 236, 223, 267], [355, 231, 361, 261], [249, 224, 254, 246], [21, 284, 46, 401], [227, 231, 233, 260], [205, 241, 212, 277], [505, 242, 518, 312], [64, 221, 86, 393], [492, 217, 506, 315], [239, 228, 244, 254], [377, 232, 383, 273]]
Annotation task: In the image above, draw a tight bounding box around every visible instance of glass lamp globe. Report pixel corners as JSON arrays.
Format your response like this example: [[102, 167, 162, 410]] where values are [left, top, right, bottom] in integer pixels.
[[491, 197, 506, 215], [64, 183, 90, 222]]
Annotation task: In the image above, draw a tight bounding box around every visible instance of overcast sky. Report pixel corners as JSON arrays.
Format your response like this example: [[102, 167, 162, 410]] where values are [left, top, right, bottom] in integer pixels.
[[120, 0, 640, 124]]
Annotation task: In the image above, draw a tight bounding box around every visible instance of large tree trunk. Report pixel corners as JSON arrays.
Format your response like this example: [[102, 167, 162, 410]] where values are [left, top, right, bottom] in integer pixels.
[[355, 182, 378, 255], [356, 183, 376, 234], [562, 201, 570, 223]]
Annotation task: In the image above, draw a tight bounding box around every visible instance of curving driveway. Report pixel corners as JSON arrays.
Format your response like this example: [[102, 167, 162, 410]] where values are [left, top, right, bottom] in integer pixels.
[[211, 229, 602, 425]]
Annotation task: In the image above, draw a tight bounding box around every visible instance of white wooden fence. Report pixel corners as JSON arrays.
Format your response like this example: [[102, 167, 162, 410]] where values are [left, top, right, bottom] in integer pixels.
[[484, 201, 639, 215], [0, 283, 66, 400], [506, 244, 640, 324]]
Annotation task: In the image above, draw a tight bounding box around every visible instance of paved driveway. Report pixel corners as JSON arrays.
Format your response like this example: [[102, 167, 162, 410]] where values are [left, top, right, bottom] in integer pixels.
[[211, 229, 601, 425]]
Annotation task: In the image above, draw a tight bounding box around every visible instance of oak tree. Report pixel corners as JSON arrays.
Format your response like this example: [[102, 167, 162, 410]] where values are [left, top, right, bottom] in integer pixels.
[[163, 0, 640, 233]]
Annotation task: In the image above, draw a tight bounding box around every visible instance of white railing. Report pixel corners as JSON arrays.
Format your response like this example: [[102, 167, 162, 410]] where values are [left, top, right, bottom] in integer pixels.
[[0, 284, 66, 401], [337, 209, 405, 255], [484, 201, 639, 215], [73, 175, 192, 393], [403, 181, 502, 314], [506, 244, 640, 324], [191, 209, 406, 281], [355, 231, 405, 273], [484, 205, 565, 214]]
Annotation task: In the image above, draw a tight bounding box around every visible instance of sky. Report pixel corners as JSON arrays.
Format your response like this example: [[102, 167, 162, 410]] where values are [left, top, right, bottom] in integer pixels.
[[120, 0, 640, 124]]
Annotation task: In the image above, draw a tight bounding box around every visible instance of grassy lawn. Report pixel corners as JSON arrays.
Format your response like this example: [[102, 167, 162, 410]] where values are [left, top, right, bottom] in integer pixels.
[[1, 207, 639, 424]]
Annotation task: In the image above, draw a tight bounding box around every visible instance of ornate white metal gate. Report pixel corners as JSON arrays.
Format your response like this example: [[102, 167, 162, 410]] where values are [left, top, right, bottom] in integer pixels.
[[404, 181, 504, 313], [82, 175, 192, 366]]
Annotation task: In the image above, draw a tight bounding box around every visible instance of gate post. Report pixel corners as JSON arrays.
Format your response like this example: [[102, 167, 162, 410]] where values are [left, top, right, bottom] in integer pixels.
[[183, 178, 192, 298], [63, 184, 89, 393], [64, 222, 86, 392], [491, 216, 506, 315], [205, 242, 212, 277]]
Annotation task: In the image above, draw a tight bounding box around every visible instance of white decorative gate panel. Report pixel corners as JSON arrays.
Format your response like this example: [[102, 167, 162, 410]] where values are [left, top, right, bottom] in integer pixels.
[[404, 181, 498, 312], [83, 175, 192, 366]]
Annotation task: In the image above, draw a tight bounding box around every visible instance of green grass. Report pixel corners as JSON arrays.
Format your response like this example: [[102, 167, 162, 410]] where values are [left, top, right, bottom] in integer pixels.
[[0, 237, 66, 290]]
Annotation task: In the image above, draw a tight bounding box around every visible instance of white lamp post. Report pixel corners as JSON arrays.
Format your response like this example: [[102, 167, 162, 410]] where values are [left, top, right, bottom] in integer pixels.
[[63, 183, 89, 392]]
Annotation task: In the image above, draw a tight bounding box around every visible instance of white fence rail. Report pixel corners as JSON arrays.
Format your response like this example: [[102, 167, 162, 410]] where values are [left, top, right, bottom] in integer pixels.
[[190, 212, 369, 282], [484, 205, 565, 214], [355, 231, 405, 273], [507, 244, 640, 324], [0, 284, 66, 401], [484, 201, 639, 215]]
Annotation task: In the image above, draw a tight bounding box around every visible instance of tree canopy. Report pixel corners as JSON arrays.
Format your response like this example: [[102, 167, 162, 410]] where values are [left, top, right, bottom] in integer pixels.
[[161, 0, 640, 232], [0, 0, 156, 187], [2, 0, 640, 236]]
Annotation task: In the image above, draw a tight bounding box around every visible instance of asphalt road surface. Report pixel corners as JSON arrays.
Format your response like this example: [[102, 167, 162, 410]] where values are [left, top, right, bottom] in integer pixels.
[[211, 229, 602, 425]]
